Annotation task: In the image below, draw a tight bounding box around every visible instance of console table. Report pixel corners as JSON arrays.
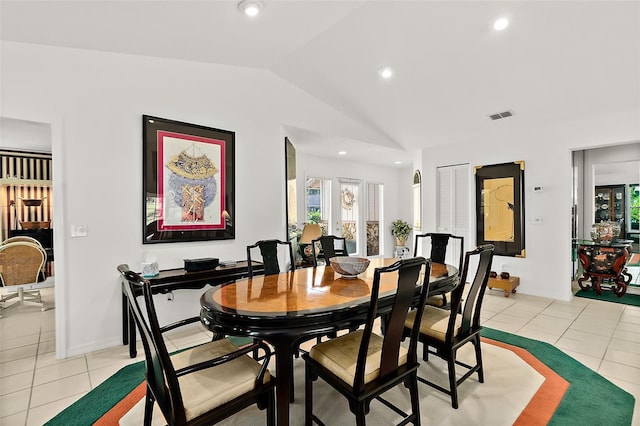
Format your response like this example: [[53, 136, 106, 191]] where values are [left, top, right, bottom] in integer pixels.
[[121, 261, 263, 357], [577, 240, 633, 297]]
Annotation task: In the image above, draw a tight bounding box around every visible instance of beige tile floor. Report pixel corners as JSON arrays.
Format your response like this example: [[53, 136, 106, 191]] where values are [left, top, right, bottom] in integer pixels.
[[2, 276, 640, 425]]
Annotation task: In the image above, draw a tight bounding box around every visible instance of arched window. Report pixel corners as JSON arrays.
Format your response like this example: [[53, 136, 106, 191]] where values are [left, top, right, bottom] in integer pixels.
[[413, 170, 421, 231]]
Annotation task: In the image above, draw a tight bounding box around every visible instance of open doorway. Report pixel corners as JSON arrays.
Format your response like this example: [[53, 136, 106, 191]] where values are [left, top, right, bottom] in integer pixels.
[[0, 117, 55, 315], [572, 143, 640, 291]]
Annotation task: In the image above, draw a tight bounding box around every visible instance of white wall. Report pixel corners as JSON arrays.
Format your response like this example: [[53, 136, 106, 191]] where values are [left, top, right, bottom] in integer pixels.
[[1, 41, 406, 357], [421, 117, 640, 301]]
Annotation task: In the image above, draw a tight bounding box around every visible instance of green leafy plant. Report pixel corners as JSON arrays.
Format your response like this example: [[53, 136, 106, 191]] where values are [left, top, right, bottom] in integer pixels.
[[307, 211, 321, 224], [391, 219, 411, 242]]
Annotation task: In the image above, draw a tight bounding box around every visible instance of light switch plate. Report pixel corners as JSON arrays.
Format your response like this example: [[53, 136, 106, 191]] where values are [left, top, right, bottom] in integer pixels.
[[70, 224, 88, 237]]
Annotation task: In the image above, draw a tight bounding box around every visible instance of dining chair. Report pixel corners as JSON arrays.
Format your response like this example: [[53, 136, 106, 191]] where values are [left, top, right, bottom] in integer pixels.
[[311, 235, 349, 267], [0, 242, 51, 317], [404, 244, 494, 409], [303, 256, 432, 425], [117, 264, 276, 426], [413, 232, 464, 308], [246, 239, 295, 278]]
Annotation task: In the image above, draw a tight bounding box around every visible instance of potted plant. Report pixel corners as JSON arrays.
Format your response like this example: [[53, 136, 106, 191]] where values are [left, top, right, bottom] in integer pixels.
[[391, 219, 411, 246]]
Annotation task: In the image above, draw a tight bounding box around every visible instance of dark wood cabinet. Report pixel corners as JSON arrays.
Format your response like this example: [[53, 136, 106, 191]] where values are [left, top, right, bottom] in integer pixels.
[[595, 185, 626, 239]]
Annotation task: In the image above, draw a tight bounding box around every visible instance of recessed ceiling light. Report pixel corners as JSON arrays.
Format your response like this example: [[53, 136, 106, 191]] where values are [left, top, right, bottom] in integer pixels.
[[338, 151, 347, 156], [493, 18, 509, 31], [238, 0, 263, 17], [378, 66, 394, 79], [394, 161, 402, 165]]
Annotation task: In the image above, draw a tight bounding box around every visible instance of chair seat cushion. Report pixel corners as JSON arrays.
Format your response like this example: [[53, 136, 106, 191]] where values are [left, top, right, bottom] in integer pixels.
[[309, 330, 408, 387], [405, 305, 461, 342], [170, 338, 270, 421], [425, 292, 451, 308]]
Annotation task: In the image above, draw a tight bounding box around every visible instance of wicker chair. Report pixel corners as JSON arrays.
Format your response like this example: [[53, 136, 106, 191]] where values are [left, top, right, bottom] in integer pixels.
[[1, 236, 43, 246], [2, 236, 48, 280], [0, 242, 51, 317]]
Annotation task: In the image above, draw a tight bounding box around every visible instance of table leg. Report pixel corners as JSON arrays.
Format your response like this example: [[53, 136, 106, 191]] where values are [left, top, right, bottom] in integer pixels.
[[269, 336, 296, 426], [128, 304, 137, 358], [122, 292, 129, 345]]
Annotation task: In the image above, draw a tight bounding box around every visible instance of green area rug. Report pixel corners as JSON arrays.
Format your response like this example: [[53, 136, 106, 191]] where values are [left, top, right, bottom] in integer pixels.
[[44, 335, 251, 425], [575, 288, 640, 307], [45, 331, 634, 425], [482, 328, 634, 426]]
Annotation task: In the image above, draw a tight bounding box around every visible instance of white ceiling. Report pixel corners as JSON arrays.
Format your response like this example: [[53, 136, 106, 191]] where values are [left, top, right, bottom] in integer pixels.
[[1, 1, 639, 166]]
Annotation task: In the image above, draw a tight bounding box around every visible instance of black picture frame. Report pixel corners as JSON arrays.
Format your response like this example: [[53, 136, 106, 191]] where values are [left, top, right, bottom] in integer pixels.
[[475, 161, 525, 257], [142, 115, 235, 244]]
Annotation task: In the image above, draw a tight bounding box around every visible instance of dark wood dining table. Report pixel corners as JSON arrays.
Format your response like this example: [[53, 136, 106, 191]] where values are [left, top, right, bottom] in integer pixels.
[[199, 258, 459, 426]]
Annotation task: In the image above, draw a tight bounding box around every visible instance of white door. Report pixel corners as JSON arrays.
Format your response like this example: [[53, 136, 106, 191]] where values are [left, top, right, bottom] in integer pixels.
[[437, 164, 471, 253]]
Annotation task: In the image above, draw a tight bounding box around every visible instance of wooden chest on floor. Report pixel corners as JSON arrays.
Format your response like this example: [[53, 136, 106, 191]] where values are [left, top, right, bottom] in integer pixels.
[[488, 276, 520, 297]]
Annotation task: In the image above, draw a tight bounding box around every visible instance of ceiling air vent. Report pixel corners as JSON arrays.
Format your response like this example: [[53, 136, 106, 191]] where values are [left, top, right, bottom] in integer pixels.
[[488, 110, 514, 120]]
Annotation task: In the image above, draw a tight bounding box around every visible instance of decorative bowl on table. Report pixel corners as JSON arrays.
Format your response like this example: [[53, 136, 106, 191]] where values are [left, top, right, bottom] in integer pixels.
[[329, 256, 370, 278]]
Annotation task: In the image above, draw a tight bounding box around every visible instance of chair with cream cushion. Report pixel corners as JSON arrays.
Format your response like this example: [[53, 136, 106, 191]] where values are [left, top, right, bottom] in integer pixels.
[[117, 264, 275, 426], [303, 257, 432, 425], [413, 232, 464, 308], [0, 242, 51, 317], [404, 244, 494, 409]]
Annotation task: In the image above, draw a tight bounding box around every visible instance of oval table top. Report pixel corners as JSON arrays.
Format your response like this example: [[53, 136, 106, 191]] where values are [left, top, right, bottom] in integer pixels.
[[200, 258, 458, 328]]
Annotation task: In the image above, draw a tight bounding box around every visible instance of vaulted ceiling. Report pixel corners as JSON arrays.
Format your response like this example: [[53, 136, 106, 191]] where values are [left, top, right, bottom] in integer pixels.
[[2, 1, 639, 165]]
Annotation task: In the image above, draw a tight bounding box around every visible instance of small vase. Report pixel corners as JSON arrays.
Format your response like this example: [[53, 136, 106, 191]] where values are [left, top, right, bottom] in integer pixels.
[[395, 238, 406, 246], [590, 221, 621, 245]]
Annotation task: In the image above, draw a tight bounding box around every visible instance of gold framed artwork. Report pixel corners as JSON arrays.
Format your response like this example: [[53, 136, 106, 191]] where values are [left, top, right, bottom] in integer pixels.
[[475, 161, 525, 257]]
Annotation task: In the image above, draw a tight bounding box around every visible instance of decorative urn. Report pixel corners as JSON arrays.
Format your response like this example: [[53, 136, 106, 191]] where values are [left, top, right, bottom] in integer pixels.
[[590, 221, 621, 245]]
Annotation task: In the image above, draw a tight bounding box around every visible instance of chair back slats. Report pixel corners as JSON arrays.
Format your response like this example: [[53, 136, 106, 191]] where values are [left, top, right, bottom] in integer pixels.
[[429, 234, 450, 264], [118, 264, 186, 424], [258, 242, 281, 275], [414, 232, 464, 273], [312, 235, 348, 266], [0, 242, 45, 286], [354, 257, 431, 392], [247, 239, 295, 278], [448, 245, 494, 340]]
